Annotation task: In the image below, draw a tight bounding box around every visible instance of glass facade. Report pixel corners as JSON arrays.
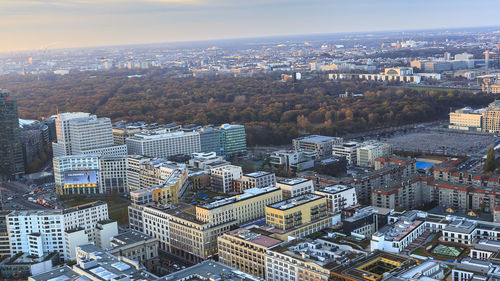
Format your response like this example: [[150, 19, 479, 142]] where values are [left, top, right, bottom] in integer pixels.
[[0, 91, 24, 180], [220, 124, 247, 159]]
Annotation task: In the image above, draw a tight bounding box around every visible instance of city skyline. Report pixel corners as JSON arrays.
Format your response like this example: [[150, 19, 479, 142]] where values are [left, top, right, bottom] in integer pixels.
[[1, 0, 499, 52]]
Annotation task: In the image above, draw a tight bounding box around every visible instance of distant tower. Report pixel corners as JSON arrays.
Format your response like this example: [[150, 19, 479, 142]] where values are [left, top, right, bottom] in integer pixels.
[[485, 50, 490, 70], [444, 52, 451, 61]]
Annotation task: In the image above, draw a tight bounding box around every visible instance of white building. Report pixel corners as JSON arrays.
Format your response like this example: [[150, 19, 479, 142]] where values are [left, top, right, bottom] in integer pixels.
[[63, 201, 118, 260], [332, 141, 361, 165], [7, 210, 66, 260], [210, 165, 242, 193], [276, 178, 314, 199], [370, 214, 426, 253], [189, 152, 229, 169], [238, 171, 276, 191], [292, 135, 343, 158], [356, 141, 392, 167], [269, 149, 316, 172], [52, 113, 126, 157], [315, 185, 357, 213], [126, 129, 201, 159]]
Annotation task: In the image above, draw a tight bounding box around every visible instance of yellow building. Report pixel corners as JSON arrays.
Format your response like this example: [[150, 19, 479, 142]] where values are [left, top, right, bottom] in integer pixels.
[[483, 107, 500, 133], [449, 107, 483, 131], [196, 186, 282, 225], [264, 194, 338, 241], [218, 228, 282, 279]]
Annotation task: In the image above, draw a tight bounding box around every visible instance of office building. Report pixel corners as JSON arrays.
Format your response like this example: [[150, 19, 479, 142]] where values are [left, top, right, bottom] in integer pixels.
[[452, 258, 500, 281], [0, 211, 10, 255], [7, 210, 66, 260], [341, 206, 391, 238], [188, 151, 229, 169], [210, 165, 242, 193], [292, 135, 342, 158], [356, 141, 392, 167], [52, 112, 91, 157], [53, 154, 100, 195], [112, 127, 142, 145], [198, 126, 223, 155], [370, 213, 426, 253], [264, 194, 338, 241], [233, 171, 276, 192], [218, 228, 282, 279], [315, 185, 357, 213], [126, 129, 201, 159], [0, 90, 24, 180], [269, 149, 316, 172], [220, 124, 247, 158], [332, 141, 361, 165], [276, 177, 314, 199], [0, 251, 60, 279], [108, 231, 158, 264], [450, 107, 485, 131], [99, 155, 128, 194]]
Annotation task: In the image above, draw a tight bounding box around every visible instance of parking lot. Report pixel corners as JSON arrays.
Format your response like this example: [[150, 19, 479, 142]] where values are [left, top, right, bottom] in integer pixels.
[[382, 127, 497, 158]]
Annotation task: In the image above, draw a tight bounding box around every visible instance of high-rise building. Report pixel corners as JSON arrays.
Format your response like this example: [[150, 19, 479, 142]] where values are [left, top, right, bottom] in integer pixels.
[[52, 113, 126, 157], [220, 124, 247, 158], [198, 126, 223, 155], [356, 141, 392, 167], [0, 90, 24, 180]]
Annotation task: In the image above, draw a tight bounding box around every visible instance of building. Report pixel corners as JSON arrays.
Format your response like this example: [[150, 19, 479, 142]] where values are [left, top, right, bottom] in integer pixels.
[[112, 127, 142, 145], [218, 228, 282, 279], [0, 251, 60, 279], [72, 244, 158, 280], [198, 126, 223, 155], [293, 135, 342, 158], [380, 260, 446, 281], [341, 206, 391, 238], [482, 76, 500, 94], [210, 165, 243, 193], [188, 151, 229, 169], [266, 239, 365, 281], [482, 107, 500, 133], [53, 154, 100, 195], [329, 250, 418, 281], [370, 211, 426, 253], [160, 260, 263, 281], [197, 186, 283, 225], [0, 211, 11, 255], [276, 177, 314, 199], [234, 171, 276, 192], [449, 107, 484, 131], [108, 231, 158, 264], [329, 67, 440, 84], [332, 141, 361, 165], [7, 210, 66, 260], [269, 149, 316, 173], [356, 141, 392, 167], [28, 265, 80, 281], [452, 258, 500, 281], [315, 185, 357, 213], [220, 124, 247, 158], [371, 175, 429, 210], [63, 201, 118, 260], [129, 164, 188, 205], [52, 113, 126, 157], [99, 155, 128, 194], [0, 90, 24, 180], [264, 194, 338, 241], [126, 129, 201, 159]]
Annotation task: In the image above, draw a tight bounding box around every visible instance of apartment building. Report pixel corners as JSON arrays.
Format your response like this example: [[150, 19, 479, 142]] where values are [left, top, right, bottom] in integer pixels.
[[63, 201, 118, 260], [264, 194, 338, 241], [315, 185, 357, 213], [482, 107, 500, 133], [7, 210, 66, 260], [218, 228, 282, 279], [371, 176, 430, 210], [126, 129, 201, 159], [370, 216, 426, 253], [276, 178, 314, 199], [356, 141, 392, 167], [210, 164, 242, 193], [292, 135, 342, 158], [332, 141, 361, 165]]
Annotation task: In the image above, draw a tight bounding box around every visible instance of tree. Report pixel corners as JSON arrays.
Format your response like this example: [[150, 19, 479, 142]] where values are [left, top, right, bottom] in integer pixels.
[[484, 146, 496, 173]]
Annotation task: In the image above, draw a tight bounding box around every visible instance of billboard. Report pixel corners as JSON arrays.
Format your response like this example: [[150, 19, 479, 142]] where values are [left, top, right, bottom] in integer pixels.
[[63, 170, 98, 186]]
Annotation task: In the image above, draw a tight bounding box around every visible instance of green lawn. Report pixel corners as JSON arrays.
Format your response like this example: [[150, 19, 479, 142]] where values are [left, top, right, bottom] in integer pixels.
[[62, 196, 131, 226], [412, 247, 427, 257]]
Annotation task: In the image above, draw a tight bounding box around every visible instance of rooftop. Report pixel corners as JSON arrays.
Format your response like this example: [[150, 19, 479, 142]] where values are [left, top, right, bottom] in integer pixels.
[[227, 228, 282, 248], [28, 265, 80, 281], [268, 194, 324, 211], [295, 135, 340, 144], [198, 186, 280, 210], [110, 230, 156, 247], [245, 171, 272, 178], [159, 260, 262, 281], [317, 184, 353, 194], [63, 201, 106, 214], [277, 177, 310, 186]]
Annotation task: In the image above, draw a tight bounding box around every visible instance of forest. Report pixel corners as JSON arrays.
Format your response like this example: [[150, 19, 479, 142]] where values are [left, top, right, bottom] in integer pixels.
[[1, 71, 496, 146]]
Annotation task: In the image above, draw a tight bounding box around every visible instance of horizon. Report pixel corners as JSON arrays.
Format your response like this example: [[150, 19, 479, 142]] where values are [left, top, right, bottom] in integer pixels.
[[2, 0, 499, 53]]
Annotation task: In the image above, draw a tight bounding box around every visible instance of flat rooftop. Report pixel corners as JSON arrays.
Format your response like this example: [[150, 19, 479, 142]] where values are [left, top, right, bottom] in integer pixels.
[[295, 135, 339, 144], [63, 201, 106, 214], [159, 260, 261, 281], [277, 177, 310, 186], [317, 184, 353, 194], [111, 230, 155, 246], [227, 228, 282, 248], [268, 194, 324, 211], [29, 265, 80, 281], [198, 186, 280, 210], [245, 171, 272, 178]]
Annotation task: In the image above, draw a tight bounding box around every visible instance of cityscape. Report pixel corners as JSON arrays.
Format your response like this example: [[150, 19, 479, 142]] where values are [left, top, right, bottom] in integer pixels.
[[1, 1, 500, 281]]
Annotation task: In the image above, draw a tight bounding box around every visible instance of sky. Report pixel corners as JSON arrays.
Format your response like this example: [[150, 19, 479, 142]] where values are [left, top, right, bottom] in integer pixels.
[[1, 0, 499, 52]]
